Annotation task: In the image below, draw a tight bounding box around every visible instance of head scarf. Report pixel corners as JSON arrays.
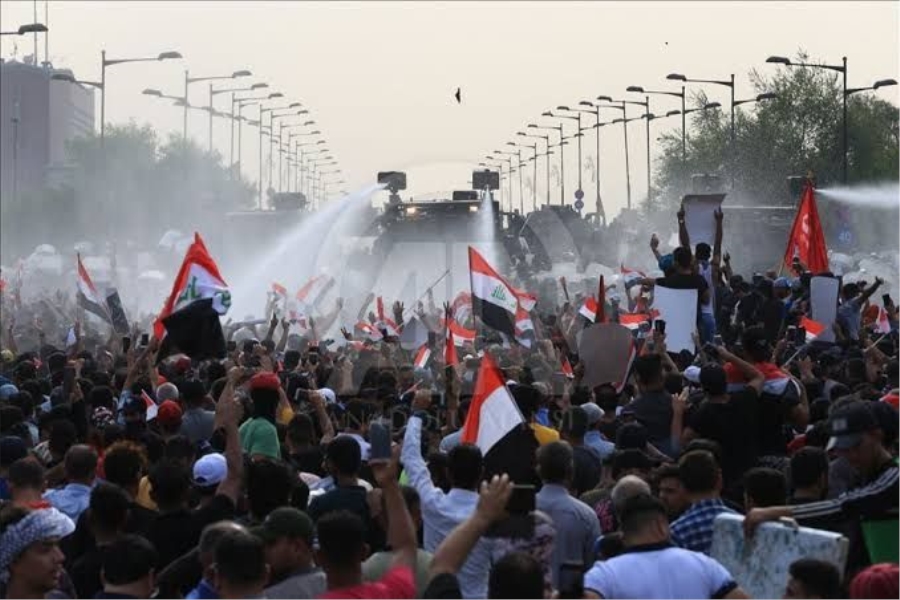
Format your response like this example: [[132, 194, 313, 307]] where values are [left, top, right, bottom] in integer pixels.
[[0, 507, 74, 584]]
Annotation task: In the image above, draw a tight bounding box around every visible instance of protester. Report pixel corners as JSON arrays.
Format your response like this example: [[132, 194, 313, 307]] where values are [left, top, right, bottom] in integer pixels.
[[783, 558, 843, 599], [1, 197, 897, 599]]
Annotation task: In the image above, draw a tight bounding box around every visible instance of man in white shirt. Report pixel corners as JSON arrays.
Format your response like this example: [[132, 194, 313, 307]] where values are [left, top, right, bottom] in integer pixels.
[[402, 409, 492, 599], [584, 493, 748, 599]]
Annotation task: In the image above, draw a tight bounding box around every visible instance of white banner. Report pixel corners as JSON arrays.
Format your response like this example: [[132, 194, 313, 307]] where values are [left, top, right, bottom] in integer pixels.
[[810, 276, 840, 343], [651, 285, 698, 353], [682, 193, 725, 247]]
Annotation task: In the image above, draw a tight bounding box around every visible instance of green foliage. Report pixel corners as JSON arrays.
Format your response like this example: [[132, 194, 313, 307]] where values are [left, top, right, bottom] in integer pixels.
[[1, 122, 256, 259], [651, 51, 899, 211]]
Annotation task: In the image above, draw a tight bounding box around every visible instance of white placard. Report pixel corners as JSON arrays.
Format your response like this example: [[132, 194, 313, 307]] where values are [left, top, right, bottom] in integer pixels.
[[810, 276, 840, 343], [651, 285, 698, 353], [682, 194, 725, 247]]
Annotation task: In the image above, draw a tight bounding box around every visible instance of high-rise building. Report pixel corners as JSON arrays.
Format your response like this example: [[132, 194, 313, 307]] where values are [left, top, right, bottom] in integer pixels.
[[0, 58, 95, 202]]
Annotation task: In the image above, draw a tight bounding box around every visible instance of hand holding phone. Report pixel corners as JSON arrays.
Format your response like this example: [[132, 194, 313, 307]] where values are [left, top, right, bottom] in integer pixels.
[[369, 420, 392, 463]]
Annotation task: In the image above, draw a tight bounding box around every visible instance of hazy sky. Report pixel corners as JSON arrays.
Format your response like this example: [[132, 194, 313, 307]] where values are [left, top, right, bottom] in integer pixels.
[[1, 1, 897, 217]]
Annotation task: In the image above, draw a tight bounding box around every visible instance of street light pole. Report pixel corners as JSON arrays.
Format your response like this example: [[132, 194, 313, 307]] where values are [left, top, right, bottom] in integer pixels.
[[539, 114, 567, 205]]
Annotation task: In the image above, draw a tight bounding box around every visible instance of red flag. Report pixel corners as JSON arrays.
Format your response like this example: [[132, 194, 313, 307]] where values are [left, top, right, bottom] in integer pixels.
[[561, 355, 574, 379], [579, 297, 598, 322], [460, 352, 523, 452], [783, 182, 829, 274], [272, 282, 288, 298], [445, 328, 459, 367], [413, 344, 432, 369], [597, 275, 608, 324]]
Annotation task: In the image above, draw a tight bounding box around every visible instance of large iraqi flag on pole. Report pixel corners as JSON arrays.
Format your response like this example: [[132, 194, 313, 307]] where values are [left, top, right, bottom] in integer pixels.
[[154, 233, 230, 361], [76, 254, 111, 323], [469, 247, 518, 337]]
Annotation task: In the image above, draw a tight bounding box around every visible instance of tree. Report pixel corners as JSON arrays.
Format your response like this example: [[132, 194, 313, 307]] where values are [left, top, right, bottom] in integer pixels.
[[1, 122, 256, 260], [652, 50, 899, 211]]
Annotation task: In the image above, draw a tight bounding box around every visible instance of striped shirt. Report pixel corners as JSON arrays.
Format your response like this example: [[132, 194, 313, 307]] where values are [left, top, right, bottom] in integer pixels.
[[790, 460, 898, 522]]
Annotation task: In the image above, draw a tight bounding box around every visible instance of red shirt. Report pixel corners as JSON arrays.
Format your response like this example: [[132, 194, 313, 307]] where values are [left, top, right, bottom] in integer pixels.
[[319, 565, 415, 599]]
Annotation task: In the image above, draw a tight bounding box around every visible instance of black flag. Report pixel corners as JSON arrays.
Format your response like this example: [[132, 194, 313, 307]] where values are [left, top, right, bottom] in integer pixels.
[[105, 289, 130, 335]]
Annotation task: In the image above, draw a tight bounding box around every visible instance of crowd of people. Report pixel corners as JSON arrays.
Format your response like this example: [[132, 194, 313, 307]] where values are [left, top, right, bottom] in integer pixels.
[[0, 206, 898, 600]]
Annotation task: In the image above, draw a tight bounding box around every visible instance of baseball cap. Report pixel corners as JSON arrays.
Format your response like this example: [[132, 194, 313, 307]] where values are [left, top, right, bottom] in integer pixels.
[[156, 400, 183, 428], [249, 372, 281, 391], [827, 403, 879, 451], [0, 383, 18, 401], [192, 452, 227, 487], [580, 402, 605, 425], [252, 507, 315, 545]]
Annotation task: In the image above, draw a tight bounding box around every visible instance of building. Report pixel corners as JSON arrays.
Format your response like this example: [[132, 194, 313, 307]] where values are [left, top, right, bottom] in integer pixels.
[[0, 58, 95, 202]]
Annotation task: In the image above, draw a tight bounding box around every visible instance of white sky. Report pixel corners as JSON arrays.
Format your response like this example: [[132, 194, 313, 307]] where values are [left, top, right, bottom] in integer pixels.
[[1, 1, 898, 217]]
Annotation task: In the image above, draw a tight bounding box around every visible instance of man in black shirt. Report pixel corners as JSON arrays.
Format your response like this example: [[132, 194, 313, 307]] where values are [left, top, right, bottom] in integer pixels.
[[655, 247, 710, 307], [629, 355, 675, 457], [745, 403, 899, 571]]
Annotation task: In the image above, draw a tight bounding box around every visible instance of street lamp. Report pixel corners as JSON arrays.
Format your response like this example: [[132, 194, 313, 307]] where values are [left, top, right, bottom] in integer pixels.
[[258, 102, 302, 201], [555, 106, 589, 205], [210, 82, 267, 154], [182, 69, 251, 141], [100, 50, 182, 143], [620, 92, 653, 207], [500, 145, 526, 214], [234, 92, 282, 178], [509, 140, 538, 213], [0, 22, 48, 35], [487, 153, 515, 209], [668, 71, 737, 186], [517, 130, 552, 207], [627, 85, 687, 168], [538, 112, 571, 205]]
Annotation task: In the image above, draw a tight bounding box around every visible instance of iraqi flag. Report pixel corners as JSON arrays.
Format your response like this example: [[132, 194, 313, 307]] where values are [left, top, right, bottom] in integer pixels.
[[154, 233, 230, 361], [783, 182, 829, 274], [296, 275, 333, 311], [461, 353, 536, 481], [620, 265, 646, 289], [451, 291, 473, 325], [356, 321, 384, 341], [724, 361, 797, 397], [469, 247, 517, 337], [512, 286, 537, 312], [443, 319, 476, 346], [514, 304, 535, 348], [619, 309, 659, 331], [561, 355, 574, 379], [579, 297, 598, 322], [461, 352, 524, 455], [413, 344, 432, 369], [77, 254, 111, 323], [272, 282, 288, 300], [800, 316, 826, 342], [445, 328, 459, 367], [141, 390, 158, 421]]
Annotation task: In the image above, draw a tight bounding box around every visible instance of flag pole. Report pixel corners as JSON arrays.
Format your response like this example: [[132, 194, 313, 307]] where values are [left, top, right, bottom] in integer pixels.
[[403, 269, 450, 318]]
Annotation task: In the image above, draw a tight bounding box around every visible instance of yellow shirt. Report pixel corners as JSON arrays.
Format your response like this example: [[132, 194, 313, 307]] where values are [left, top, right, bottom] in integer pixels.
[[530, 423, 560, 446]]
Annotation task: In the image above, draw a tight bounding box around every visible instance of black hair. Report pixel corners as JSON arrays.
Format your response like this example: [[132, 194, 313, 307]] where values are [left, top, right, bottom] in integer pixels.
[[593, 384, 619, 413], [250, 387, 279, 423], [9, 391, 34, 418], [743, 467, 787, 508], [741, 326, 771, 362], [561, 406, 589, 439], [214, 528, 268, 588], [788, 558, 842, 599], [286, 413, 316, 446], [316, 510, 367, 568], [488, 551, 545, 599], [87, 386, 116, 411], [8, 458, 45, 490], [790, 446, 829, 490], [695, 242, 712, 261], [611, 449, 655, 479], [64, 445, 99, 481], [700, 366, 728, 396], [537, 441, 574, 485], [148, 459, 191, 510], [247, 458, 295, 520], [447, 443, 483, 490], [88, 482, 131, 535], [48, 419, 77, 458], [682, 438, 724, 465], [673, 246, 693, 269], [511, 384, 539, 421], [102, 441, 147, 489], [0, 406, 23, 435], [283, 350, 301, 372], [617, 492, 668, 538], [678, 450, 719, 494], [179, 379, 207, 407], [324, 436, 361, 476], [101, 535, 158, 585], [633, 354, 664, 387], [616, 422, 648, 451], [163, 435, 196, 463]]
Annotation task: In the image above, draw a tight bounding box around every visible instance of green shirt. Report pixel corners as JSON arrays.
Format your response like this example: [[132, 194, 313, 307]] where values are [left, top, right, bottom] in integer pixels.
[[239, 417, 281, 459]]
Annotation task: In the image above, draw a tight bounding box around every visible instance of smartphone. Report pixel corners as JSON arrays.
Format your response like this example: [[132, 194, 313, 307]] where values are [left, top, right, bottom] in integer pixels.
[[713, 334, 723, 346], [369, 420, 392, 463], [654, 319, 666, 334], [122, 336, 131, 354], [558, 562, 585, 600], [787, 325, 797, 342], [226, 340, 237, 352], [140, 333, 150, 347], [62, 365, 76, 401], [883, 294, 892, 307]]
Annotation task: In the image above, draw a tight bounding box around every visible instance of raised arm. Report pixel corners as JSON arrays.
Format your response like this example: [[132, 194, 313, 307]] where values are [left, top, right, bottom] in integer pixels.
[[677, 205, 690, 249], [712, 209, 724, 283], [719, 346, 764, 393], [372, 447, 418, 571], [858, 277, 885, 306], [401, 401, 444, 509], [215, 368, 246, 505]]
